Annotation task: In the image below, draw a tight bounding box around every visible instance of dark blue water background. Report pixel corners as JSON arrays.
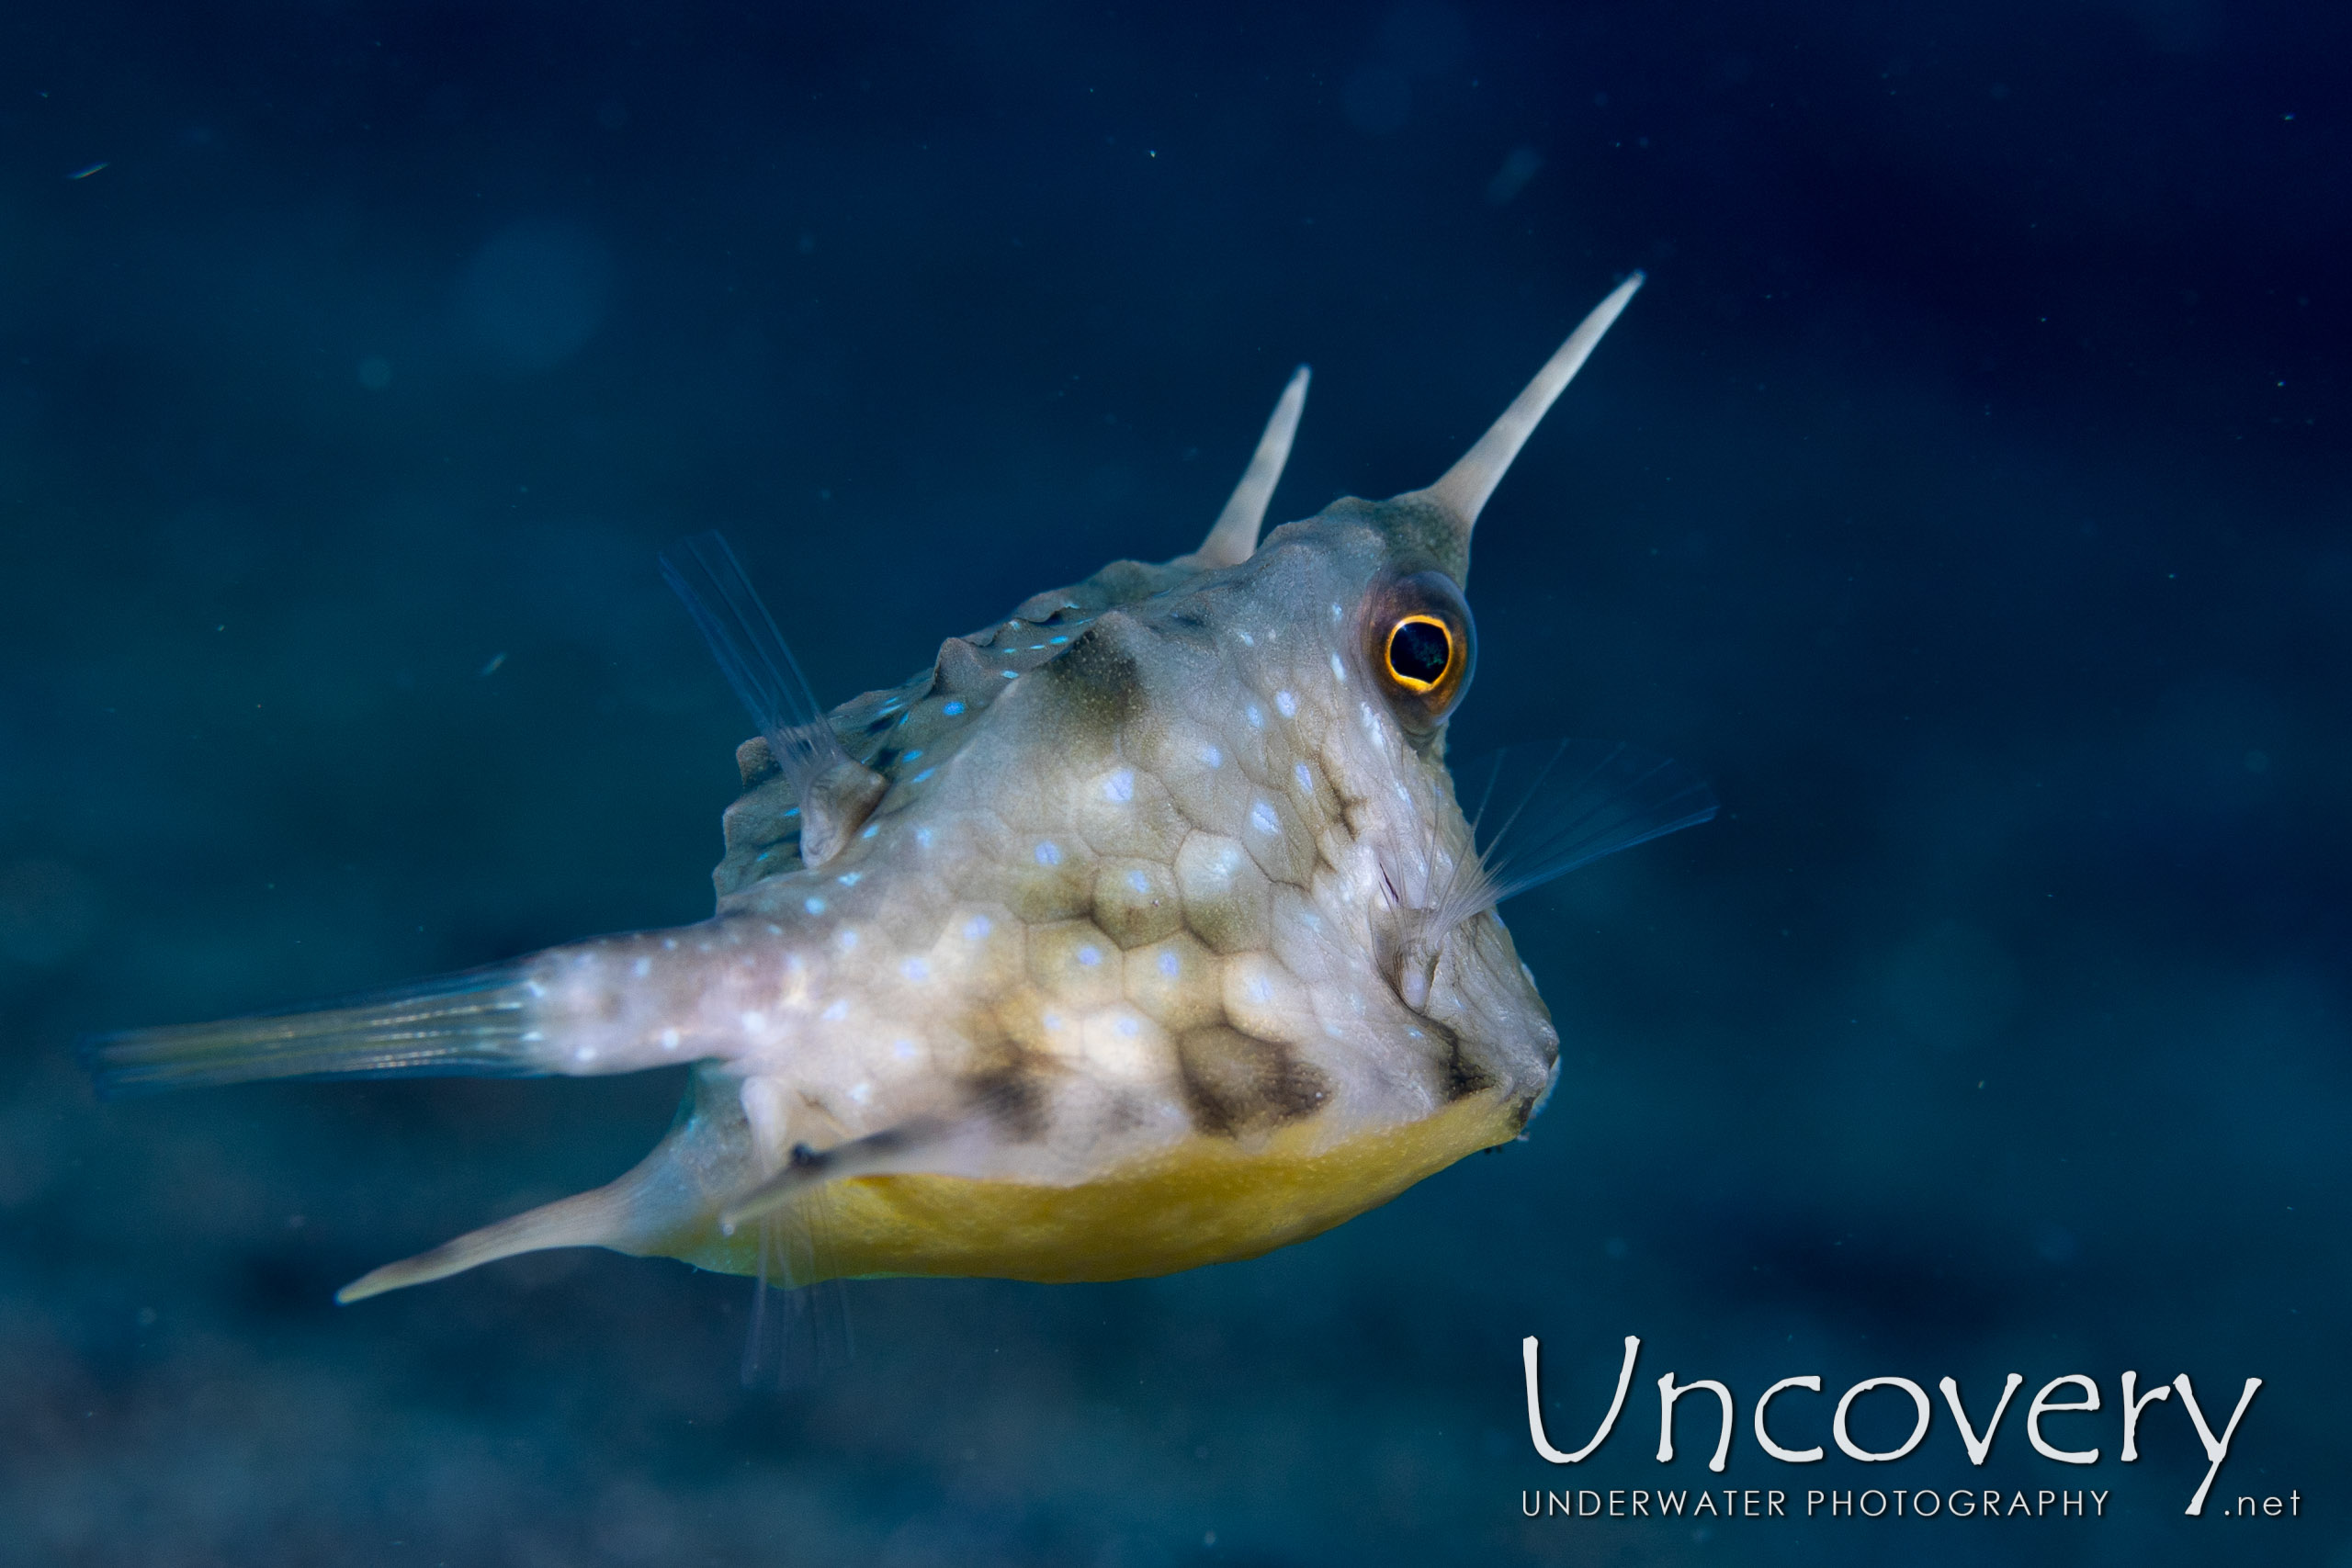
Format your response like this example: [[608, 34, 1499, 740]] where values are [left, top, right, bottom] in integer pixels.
[[2, 3, 2346, 1563]]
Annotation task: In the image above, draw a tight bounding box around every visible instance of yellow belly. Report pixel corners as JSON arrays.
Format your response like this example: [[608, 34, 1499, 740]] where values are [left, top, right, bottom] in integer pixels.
[[674, 1091, 1523, 1284]]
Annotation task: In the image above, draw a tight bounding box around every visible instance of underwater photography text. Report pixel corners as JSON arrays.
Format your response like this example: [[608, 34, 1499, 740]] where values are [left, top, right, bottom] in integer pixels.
[[1520, 1335, 2269, 1519]]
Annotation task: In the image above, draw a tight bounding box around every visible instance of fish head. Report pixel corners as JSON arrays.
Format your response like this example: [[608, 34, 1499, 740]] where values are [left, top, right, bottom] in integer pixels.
[[1032, 486, 1555, 1126]]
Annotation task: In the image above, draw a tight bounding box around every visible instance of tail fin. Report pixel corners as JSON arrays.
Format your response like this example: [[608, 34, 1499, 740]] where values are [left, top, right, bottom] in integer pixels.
[[82, 964, 546, 1099]]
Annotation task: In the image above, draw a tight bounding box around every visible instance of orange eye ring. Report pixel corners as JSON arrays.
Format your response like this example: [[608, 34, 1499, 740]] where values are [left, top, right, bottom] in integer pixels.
[[1364, 570, 1476, 733], [1385, 614, 1454, 694]]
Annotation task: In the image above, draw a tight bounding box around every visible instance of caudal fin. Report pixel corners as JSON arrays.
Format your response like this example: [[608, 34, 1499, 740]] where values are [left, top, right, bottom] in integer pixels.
[[81, 964, 545, 1099]]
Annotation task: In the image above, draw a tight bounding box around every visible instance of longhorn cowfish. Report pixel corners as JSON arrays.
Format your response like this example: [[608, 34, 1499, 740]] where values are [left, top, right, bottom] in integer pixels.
[[87, 274, 1715, 1303]]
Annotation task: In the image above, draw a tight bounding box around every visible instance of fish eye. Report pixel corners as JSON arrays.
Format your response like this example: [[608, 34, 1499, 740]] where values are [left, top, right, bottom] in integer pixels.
[[1364, 571, 1475, 731], [1385, 615, 1453, 693]]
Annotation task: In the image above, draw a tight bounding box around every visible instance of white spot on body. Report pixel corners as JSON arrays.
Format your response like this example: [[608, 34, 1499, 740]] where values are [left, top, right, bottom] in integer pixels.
[[1126, 869, 1151, 895], [805, 897, 826, 915], [837, 872, 862, 886], [1237, 630, 1255, 647], [916, 827, 933, 848], [892, 1039, 920, 1061], [848, 1081, 872, 1105], [1103, 769, 1135, 802], [1294, 761, 1313, 792], [965, 915, 993, 940], [943, 701, 966, 716], [822, 999, 848, 1021], [741, 1010, 767, 1032], [1077, 945, 1102, 967], [1035, 840, 1062, 866], [1158, 949, 1181, 977], [837, 928, 859, 950], [1201, 744, 1223, 768], [1275, 690, 1296, 716], [1250, 801, 1279, 835], [631, 956, 651, 978], [1331, 652, 1347, 682], [574, 1046, 597, 1064], [903, 956, 930, 980], [661, 1028, 681, 1052], [1247, 704, 1264, 728]]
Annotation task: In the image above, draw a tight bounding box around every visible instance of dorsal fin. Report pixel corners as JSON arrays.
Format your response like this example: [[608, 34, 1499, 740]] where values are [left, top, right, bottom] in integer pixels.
[[662, 532, 884, 866]]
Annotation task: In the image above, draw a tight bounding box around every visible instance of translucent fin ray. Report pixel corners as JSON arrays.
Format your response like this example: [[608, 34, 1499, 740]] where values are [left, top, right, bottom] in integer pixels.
[[741, 1221, 855, 1390], [82, 964, 541, 1099], [662, 530, 881, 864], [1190, 365, 1311, 568], [1408, 273, 1644, 538], [1457, 738, 1716, 909], [660, 531, 824, 746]]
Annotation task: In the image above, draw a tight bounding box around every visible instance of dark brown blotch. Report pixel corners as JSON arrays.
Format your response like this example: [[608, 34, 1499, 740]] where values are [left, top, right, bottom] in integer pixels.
[[1423, 1018, 1498, 1102], [1177, 1025, 1331, 1138], [964, 1062, 1050, 1143], [1033, 614, 1144, 737]]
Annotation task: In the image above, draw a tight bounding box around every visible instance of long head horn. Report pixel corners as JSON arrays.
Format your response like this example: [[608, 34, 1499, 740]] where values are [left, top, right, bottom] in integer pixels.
[[1403, 272, 1644, 552], [1186, 364, 1311, 568]]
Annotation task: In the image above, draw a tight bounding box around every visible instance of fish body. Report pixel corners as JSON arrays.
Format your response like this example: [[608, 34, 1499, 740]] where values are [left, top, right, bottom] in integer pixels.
[[88, 275, 1713, 1303]]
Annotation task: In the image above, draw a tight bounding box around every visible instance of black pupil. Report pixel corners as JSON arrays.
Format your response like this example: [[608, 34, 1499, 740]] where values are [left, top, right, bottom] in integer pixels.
[[1389, 620, 1452, 685]]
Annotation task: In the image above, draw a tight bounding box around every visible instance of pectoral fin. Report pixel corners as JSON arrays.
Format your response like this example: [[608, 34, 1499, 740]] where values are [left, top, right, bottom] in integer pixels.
[[1458, 738, 1720, 902], [718, 1115, 979, 1235]]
